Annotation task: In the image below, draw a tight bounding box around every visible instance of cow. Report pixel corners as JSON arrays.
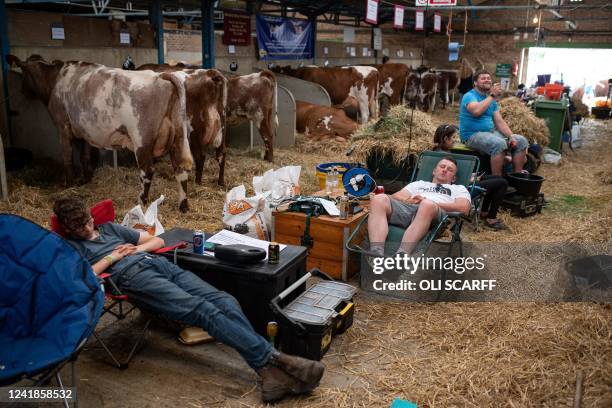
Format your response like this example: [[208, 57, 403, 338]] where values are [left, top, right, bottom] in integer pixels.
[[136, 63, 228, 185], [295, 101, 358, 141], [436, 70, 459, 109], [274, 66, 379, 124], [419, 72, 439, 112], [225, 70, 277, 162], [404, 71, 421, 108], [372, 63, 410, 116], [8, 55, 194, 212]]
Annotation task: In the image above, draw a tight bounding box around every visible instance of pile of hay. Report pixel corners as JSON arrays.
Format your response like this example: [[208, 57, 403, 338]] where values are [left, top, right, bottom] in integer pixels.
[[350, 105, 439, 164], [572, 95, 589, 117], [498, 97, 550, 146]]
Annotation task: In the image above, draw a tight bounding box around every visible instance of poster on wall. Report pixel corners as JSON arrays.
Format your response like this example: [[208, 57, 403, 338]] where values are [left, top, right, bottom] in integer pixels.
[[256, 15, 313, 60], [51, 23, 65, 40], [344, 27, 355, 43], [223, 11, 251, 45], [372, 28, 382, 50], [365, 0, 379, 25], [393, 5, 405, 29]]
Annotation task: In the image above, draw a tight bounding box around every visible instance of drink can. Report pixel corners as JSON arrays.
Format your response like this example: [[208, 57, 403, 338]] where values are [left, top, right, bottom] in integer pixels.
[[193, 230, 204, 254], [374, 186, 385, 195], [268, 242, 280, 264]]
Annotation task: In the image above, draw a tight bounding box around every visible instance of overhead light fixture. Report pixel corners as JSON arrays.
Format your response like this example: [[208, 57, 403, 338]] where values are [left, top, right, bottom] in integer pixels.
[[532, 16, 539, 24]]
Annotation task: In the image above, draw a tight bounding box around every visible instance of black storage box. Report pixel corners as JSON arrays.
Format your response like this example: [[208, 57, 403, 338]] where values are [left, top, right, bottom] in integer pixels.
[[501, 192, 545, 217], [271, 269, 356, 361], [158, 228, 308, 336]]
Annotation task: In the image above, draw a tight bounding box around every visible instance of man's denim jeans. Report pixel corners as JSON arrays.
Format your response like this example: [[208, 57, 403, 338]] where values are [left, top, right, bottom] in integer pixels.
[[114, 256, 274, 370]]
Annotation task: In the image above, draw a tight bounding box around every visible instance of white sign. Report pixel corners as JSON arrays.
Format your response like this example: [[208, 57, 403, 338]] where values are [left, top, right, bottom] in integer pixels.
[[362, 47, 369, 56], [373, 28, 382, 50], [344, 27, 355, 43], [120, 32, 130, 44], [415, 10, 425, 31], [382, 48, 389, 56], [393, 5, 405, 29], [365, 0, 379, 25], [51, 25, 65, 40], [434, 13, 442, 32], [350, 47, 356, 57], [228, 44, 236, 54], [397, 49, 404, 58], [323, 46, 329, 55]]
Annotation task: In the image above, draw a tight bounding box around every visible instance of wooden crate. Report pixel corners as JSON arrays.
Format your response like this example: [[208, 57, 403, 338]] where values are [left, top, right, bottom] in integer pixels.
[[272, 209, 367, 281]]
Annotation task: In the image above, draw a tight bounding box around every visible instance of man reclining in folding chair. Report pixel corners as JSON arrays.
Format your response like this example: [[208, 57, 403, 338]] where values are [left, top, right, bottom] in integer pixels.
[[53, 196, 324, 403], [368, 157, 471, 256]]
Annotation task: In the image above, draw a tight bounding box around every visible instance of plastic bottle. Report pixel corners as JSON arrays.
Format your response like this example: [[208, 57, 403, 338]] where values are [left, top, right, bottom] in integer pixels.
[[325, 169, 334, 195], [330, 167, 339, 193]]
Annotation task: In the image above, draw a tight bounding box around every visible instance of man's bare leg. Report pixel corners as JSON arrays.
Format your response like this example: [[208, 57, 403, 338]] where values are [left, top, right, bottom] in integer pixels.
[[367, 194, 393, 254], [399, 200, 438, 254], [490, 153, 505, 176], [512, 149, 527, 173]]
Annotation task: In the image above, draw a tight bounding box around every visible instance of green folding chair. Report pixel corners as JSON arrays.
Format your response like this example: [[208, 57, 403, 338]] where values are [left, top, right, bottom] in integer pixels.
[[346, 151, 479, 299]]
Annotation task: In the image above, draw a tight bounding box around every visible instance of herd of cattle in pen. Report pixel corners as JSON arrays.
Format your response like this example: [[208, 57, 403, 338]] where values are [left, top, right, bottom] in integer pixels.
[[7, 54, 459, 212]]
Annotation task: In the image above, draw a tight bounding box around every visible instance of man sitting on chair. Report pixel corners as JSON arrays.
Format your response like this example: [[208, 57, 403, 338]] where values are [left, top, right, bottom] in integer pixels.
[[368, 157, 471, 256], [53, 196, 324, 403]]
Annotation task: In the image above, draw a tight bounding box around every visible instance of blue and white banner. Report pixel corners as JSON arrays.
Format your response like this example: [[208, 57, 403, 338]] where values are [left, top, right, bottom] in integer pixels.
[[256, 15, 313, 60]]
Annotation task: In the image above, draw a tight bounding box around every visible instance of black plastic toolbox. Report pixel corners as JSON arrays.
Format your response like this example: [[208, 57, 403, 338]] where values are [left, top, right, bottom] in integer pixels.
[[158, 228, 308, 336], [270, 269, 356, 361]]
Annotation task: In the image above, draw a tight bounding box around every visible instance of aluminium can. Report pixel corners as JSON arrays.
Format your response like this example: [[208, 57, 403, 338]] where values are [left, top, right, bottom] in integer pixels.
[[193, 230, 204, 254], [268, 242, 280, 264]]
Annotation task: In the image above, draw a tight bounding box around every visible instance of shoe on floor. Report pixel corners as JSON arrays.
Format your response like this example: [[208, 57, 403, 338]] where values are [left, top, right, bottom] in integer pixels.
[[483, 219, 507, 230]]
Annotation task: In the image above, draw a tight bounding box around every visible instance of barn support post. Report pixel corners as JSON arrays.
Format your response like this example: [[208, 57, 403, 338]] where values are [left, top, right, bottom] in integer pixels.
[[309, 15, 317, 66], [0, 0, 12, 146], [149, 0, 165, 64], [201, 0, 215, 69]]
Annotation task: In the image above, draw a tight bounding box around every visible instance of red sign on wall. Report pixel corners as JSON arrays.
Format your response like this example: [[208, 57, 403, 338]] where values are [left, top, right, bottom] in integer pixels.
[[223, 11, 251, 46]]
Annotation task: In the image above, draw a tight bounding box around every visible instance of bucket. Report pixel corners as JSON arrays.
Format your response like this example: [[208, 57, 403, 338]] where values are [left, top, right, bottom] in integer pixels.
[[315, 163, 364, 191], [506, 172, 545, 198]]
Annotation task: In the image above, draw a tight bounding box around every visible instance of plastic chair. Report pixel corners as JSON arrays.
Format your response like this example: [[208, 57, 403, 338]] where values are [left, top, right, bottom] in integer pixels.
[[1, 214, 104, 407], [50, 200, 151, 369]]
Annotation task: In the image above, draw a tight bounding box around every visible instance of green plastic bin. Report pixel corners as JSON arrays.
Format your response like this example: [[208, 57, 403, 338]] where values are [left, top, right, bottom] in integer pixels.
[[534, 99, 568, 153]]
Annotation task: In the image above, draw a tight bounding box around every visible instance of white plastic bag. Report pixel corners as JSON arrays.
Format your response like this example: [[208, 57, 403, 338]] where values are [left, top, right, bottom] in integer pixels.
[[253, 166, 301, 232], [121, 194, 165, 236], [222, 185, 270, 240], [571, 123, 582, 148], [542, 148, 562, 165]]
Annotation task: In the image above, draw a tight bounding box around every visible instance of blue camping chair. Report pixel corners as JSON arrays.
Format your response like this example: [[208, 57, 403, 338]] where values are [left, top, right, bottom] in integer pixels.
[[0, 214, 104, 407]]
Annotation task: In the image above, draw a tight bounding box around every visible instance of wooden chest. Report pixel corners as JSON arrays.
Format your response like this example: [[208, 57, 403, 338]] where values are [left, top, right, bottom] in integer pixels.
[[272, 209, 367, 281]]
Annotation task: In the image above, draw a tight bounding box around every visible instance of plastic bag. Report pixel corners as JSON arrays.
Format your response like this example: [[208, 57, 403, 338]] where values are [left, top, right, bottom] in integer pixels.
[[253, 166, 301, 231], [542, 148, 562, 165], [121, 195, 165, 236], [222, 185, 270, 240]]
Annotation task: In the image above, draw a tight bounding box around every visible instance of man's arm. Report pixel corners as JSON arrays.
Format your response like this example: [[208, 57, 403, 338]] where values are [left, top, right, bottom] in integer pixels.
[[135, 232, 165, 253], [466, 96, 496, 118], [390, 189, 412, 202], [435, 198, 471, 216], [493, 110, 513, 138]]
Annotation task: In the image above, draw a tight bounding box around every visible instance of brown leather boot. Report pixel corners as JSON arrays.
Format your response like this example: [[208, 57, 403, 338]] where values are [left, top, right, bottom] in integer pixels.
[[270, 352, 325, 391], [258, 365, 311, 403]]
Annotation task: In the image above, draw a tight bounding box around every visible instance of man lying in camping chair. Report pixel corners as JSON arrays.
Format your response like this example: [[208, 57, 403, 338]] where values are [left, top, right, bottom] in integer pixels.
[[367, 156, 471, 257], [52, 196, 324, 403]]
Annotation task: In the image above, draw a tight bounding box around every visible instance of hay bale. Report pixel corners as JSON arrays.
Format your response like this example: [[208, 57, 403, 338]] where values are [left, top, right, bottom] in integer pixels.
[[498, 97, 550, 146], [351, 105, 438, 165]]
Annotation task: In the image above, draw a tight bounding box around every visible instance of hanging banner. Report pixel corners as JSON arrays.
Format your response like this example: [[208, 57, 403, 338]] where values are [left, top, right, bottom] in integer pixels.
[[223, 11, 251, 45], [416, 0, 457, 5], [393, 5, 405, 29], [256, 15, 314, 60], [434, 12, 442, 32], [365, 0, 379, 25], [415, 10, 425, 31]]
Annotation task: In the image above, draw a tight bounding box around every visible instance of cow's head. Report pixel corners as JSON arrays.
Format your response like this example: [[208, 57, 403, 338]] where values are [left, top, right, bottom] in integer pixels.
[[6, 54, 63, 104]]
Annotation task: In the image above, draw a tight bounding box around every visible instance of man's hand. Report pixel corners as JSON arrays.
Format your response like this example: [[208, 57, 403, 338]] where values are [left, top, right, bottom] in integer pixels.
[[111, 244, 137, 261], [406, 195, 425, 204], [508, 138, 517, 149], [491, 83, 503, 98]]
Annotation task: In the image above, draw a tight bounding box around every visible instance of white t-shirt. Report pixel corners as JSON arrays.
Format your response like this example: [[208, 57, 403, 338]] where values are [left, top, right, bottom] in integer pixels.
[[403, 180, 471, 204]]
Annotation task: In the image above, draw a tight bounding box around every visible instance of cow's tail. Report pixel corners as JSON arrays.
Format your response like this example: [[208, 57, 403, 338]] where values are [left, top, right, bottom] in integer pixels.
[[161, 71, 193, 170]]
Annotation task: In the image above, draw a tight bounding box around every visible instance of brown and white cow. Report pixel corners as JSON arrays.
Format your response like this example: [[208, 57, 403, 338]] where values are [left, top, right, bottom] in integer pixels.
[[373, 63, 410, 115], [295, 101, 358, 141], [436, 71, 459, 109], [275, 66, 378, 124], [8, 55, 193, 212], [137, 63, 228, 185], [225, 70, 277, 162]]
